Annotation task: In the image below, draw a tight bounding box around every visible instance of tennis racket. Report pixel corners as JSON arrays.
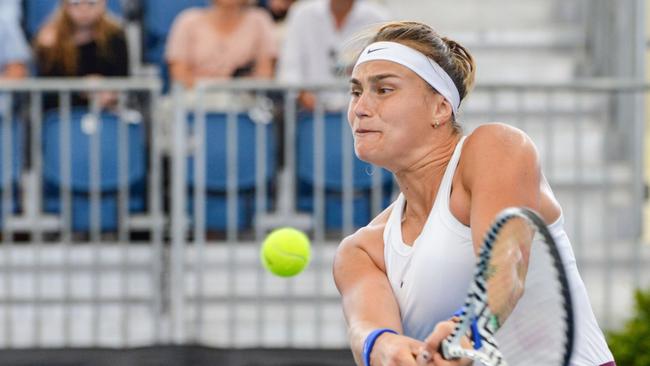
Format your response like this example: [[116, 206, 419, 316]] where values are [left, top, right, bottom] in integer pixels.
[[440, 207, 574, 366]]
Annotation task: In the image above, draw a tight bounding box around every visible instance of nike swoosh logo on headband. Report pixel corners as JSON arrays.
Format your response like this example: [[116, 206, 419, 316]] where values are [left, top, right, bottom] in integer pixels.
[[367, 47, 387, 54]]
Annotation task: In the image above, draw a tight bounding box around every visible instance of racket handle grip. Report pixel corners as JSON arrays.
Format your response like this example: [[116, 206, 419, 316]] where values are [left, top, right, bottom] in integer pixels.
[[453, 306, 482, 350]]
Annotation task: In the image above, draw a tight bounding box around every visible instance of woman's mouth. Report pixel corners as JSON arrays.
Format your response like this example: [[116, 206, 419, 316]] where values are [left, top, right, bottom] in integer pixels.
[[355, 129, 378, 135]]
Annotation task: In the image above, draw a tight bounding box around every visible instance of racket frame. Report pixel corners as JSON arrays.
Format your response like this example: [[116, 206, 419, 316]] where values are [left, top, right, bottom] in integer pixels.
[[440, 207, 575, 366]]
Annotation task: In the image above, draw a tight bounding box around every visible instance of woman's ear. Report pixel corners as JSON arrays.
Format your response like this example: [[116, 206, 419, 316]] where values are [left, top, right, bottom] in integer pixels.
[[431, 94, 452, 128]]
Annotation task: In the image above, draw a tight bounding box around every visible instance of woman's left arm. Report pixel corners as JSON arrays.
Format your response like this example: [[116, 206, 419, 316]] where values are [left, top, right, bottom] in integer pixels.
[[253, 11, 277, 79], [462, 123, 542, 254]]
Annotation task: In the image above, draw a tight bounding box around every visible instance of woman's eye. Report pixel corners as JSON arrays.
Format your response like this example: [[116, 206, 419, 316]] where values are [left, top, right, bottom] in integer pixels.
[[378, 87, 393, 94], [350, 89, 361, 97]]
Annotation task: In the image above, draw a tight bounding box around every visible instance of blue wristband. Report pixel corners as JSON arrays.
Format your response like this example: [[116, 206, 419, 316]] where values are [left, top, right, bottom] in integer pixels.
[[363, 328, 398, 366]]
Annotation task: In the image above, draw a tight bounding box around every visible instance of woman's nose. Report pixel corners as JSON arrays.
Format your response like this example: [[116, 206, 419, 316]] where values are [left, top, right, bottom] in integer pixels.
[[353, 92, 373, 119]]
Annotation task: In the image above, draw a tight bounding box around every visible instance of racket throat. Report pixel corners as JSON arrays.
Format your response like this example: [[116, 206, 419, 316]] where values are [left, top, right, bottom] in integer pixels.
[[442, 303, 506, 365]]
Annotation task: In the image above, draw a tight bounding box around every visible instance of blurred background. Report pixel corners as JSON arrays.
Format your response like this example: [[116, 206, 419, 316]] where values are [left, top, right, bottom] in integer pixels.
[[0, 0, 648, 364]]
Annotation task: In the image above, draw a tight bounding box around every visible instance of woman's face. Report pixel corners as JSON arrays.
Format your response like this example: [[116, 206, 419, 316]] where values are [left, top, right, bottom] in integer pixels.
[[348, 60, 445, 172], [64, 0, 106, 28]]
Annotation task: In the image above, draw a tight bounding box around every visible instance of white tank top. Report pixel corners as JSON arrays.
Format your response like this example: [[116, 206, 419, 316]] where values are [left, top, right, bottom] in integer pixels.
[[383, 136, 613, 365]]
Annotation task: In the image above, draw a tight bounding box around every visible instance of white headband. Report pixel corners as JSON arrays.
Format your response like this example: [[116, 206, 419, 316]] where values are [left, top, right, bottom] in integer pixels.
[[353, 41, 461, 116]]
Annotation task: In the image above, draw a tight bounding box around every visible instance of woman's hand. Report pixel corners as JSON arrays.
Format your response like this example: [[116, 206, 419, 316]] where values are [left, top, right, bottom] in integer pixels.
[[416, 320, 473, 366], [369, 332, 427, 366]]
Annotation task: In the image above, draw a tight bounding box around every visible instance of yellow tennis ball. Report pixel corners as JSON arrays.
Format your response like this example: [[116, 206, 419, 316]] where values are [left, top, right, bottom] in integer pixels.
[[261, 227, 311, 277]]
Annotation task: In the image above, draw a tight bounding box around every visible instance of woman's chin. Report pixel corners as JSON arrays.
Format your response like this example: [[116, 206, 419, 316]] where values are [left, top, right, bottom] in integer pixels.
[[354, 147, 380, 165]]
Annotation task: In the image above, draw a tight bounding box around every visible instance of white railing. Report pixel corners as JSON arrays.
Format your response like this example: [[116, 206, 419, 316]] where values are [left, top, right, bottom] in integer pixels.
[[0, 78, 646, 348]]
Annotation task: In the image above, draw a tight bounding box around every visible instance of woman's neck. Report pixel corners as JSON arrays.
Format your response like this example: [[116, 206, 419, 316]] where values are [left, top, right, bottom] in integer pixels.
[[211, 4, 244, 21], [210, 4, 245, 33], [395, 133, 462, 222]]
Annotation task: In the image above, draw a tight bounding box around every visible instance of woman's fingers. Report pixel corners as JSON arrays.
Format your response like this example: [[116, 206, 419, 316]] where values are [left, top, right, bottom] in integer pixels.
[[422, 320, 456, 356], [371, 333, 429, 366], [417, 320, 475, 366]]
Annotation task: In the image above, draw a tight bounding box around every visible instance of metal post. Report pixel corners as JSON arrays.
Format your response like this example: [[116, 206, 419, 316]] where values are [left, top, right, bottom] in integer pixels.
[[170, 84, 188, 344]]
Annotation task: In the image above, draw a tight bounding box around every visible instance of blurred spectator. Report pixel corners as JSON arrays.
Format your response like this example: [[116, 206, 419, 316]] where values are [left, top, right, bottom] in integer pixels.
[[0, 20, 30, 79], [257, 0, 295, 22], [257, 0, 296, 52], [276, 0, 389, 110], [165, 0, 277, 89], [33, 0, 128, 110], [262, 0, 295, 22]]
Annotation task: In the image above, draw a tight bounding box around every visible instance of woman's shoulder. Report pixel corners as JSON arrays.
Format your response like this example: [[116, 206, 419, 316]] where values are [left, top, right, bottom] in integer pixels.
[[459, 123, 540, 183], [466, 122, 527, 141], [463, 122, 537, 157], [242, 6, 275, 32]]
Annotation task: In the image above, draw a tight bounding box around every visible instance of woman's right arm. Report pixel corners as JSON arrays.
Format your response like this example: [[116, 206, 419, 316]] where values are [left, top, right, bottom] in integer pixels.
[[333, 233, 425, 365]]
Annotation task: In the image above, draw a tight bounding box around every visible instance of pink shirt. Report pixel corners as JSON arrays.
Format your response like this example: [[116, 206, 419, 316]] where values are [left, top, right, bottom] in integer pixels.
[[165, 7, 277, 79]]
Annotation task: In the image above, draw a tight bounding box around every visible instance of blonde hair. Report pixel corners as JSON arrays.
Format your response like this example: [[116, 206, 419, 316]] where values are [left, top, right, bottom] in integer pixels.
[[35, 3, 123, 75], [346, 21, 476, 133]]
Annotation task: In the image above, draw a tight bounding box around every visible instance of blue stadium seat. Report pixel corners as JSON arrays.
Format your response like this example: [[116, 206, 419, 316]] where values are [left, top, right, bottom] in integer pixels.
[[0, 115, 23, 220], [24, 0, 123, 39], [42, 108, 147, 232], [142, 0, 208, 92], [296, 112, 393, 229], [186, 112, 276, 231]]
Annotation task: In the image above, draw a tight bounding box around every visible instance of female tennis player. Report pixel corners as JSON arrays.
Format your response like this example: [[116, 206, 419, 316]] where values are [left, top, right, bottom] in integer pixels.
[[332, 21, 615, 366]]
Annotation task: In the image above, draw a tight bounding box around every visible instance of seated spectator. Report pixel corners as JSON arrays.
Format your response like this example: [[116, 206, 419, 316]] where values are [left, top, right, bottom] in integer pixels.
[[259, 0, 295, 22], [277, 0, 389, 110], [0, 19, 30, 79], [33, 0, 128, 110], [257, 0, 296, 49], [165, 0, 277, 88]]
